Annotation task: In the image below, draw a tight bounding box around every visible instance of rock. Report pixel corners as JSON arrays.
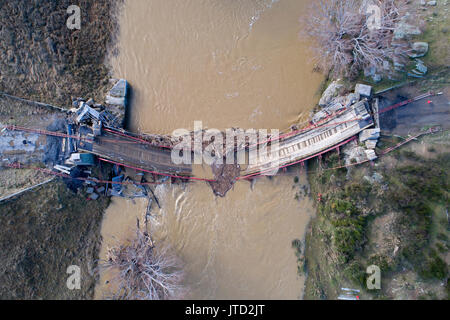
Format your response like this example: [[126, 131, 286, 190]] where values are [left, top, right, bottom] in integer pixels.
[[342, 140, 366, 165], [90, 193, 99, 200], [365, 149, 378, 161], [364, 65, 377, 77], [372, 172, 383, 183], [319, 80, 344, 107], [355, 83, 372, 98], [365, 140, 378, 149], [372, 74, 382, 83], [415, 59, 428, 74], [346, 93, 360, 106], [394, 17, 421, 40], [363, 172, 383, 184], [393, 245, 399, 256], [359, 128, 381, 142], [408, 42, 429, 58]]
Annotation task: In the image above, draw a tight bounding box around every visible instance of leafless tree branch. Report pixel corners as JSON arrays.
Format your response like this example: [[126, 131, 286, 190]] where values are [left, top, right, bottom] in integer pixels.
[[304, 0, 408, 78], [99, 229, 185, 300]]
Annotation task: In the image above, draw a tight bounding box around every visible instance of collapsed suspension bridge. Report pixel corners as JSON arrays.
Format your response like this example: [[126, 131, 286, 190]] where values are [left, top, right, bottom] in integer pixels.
[[0, 91, 439, 185]]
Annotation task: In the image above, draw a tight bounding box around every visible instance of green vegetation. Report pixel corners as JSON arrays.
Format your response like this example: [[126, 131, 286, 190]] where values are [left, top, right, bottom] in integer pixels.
[[303, 138, 449, 300]]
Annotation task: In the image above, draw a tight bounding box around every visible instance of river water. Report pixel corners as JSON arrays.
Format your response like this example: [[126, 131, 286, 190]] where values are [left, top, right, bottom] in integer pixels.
[[96, 0, 320, 300]]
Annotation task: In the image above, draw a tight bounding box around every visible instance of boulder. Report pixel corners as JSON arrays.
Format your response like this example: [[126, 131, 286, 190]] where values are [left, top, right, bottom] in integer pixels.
[[355, 83, 372, 98], [365, 140, 378, 149], [364, 172, 383, 184], [394, 16, 421, 40], [359, 128, 380, 142], [408, 42, 429, 58], [365, 149, 378, 161], [415, 59, 428, 74], [319, 80, 344, 107], [372, 74, 382, 83], [342, 141, 366, 165], [346, 93, 360, 106], [409, 59, 428, 78]]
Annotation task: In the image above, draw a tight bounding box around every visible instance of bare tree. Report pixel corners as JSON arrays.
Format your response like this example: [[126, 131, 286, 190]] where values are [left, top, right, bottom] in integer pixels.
[[100, 229, 185, 300], [305, 0, 408, 78]]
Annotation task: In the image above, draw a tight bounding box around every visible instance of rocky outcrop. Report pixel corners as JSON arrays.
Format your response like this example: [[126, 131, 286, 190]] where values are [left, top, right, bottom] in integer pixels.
[[318, 80, 344, 107]]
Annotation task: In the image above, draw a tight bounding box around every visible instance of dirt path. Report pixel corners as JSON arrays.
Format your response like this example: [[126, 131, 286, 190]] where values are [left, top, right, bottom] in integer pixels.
[[378, 85, 450, 135]]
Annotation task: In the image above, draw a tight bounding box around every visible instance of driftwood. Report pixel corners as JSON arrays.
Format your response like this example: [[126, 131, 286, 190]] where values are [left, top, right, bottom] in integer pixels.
[[100, 227, 184, 300], [148, 186, 161, 209]]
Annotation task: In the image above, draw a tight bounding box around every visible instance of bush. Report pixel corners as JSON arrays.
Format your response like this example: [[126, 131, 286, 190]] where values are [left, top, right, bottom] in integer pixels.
[[419, 254, 448, 280], [343, 260, 366, 287], [333, 216, 366, 260]]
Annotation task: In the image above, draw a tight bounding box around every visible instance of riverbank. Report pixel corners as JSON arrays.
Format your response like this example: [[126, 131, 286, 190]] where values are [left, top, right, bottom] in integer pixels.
[[0, 0, 119, 299], [303, 129, 449, 299], [301, 0, 450, 299]]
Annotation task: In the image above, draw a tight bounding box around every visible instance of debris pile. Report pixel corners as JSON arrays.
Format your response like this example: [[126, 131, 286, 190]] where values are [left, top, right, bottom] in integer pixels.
[[208, 163, 241, 197], [318, 82, 381, 164]]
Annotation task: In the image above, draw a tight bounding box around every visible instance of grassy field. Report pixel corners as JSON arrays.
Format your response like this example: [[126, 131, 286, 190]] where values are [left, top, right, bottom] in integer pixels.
[[0, 0, 119, 299], [0, 0, 120, 107], [0, 180, 110, 299]]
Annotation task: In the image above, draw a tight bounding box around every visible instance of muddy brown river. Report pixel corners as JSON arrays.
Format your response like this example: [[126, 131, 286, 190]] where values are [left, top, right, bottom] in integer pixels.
[[96, 0, 320, 299]]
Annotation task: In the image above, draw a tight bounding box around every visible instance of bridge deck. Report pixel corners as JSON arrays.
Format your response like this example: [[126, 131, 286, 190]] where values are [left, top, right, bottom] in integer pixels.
[[81, 132, 192, 175], [78, 102, 373, 178], [244, 101, 373, 175]]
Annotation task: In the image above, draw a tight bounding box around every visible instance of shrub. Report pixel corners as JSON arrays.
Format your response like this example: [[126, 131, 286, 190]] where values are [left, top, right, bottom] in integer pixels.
[[419, 254, 448, 280]]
